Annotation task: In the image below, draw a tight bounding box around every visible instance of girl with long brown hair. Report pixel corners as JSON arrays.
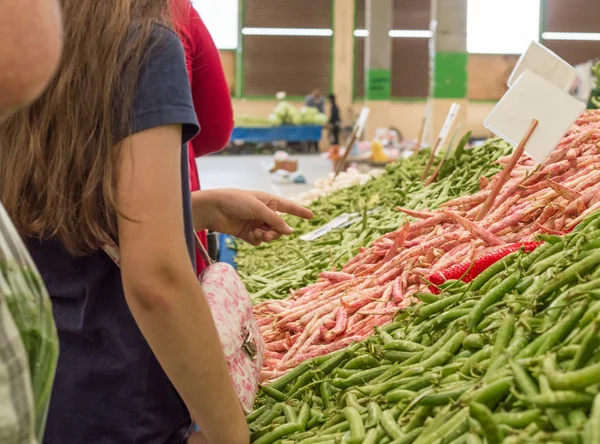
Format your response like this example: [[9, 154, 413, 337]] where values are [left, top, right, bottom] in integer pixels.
[[0, 1, 312, 442]]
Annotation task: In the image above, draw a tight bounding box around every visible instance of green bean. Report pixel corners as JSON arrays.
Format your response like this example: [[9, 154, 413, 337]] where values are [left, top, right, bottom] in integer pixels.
[[342, 406, 365, 444], [363, 426, 385, 444], [469, 376, 513, 408], [385, 351, 417, 362], [469, 402, 502, 444], [386, 389, 417, 403], [343, 354, 381, 370], [306, 408, 324, 429], [365, 401, 383, 428], [470, 252, 519, 292], [345, 392, 366, 414], [491, 313, 514, 361], [509, 361, 539, 396], [467, 274, 519, 330], [536, 301, 587, 356], [463, 334, 486, 350], [514, 275, 534, 293], [381, 321, 408, 333], [544, 353, 600, 390], [319, 413, 343, 431], [260, 385, 289, 402], [334, 368, 358, 379], [540, 251, 600, 300], [317, 344, 361, 375], [384, 340, 426, 352], [389, 427, 423, 444], [403, 406, 433, 433], [247, 404, 267, 424], [429, 308, 472, 329], [419, 293, 463, 317], [319, 382, 332, 410], [521, 241, 555, 270], [282, 405, 298, 424], [415, 292, 440, 304], [494, 409, 541, 428], [252, 422, 302, 444], [571, 321, 600, 370], [584, 392, 600, 444], [465, 433, 482, 444], [300, 433, 344, 443], [526, 391, 594, 409], [461, 347, 492, 376], [418, 385, 470, 406], [288, 371, 315, 396], [382, 409, 404, 440], [252, 402, 282, 430], [332, 365, 391, 388], [568, 409, 587, 428], [379, 329, 396, 345], [414, 408, 469, 444]]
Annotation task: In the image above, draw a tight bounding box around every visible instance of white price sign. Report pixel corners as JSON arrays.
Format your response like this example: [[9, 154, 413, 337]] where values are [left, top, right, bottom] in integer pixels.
[[508, 41, 577, 92], [486, 70, 585, 163]]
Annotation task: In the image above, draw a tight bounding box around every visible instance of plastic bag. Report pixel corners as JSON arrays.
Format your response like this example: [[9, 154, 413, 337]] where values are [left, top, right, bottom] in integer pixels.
[[0, 203, 58, 442]]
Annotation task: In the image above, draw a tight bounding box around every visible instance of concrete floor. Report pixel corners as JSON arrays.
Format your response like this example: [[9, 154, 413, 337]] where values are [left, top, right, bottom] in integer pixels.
[[196, 154, 332, 199]]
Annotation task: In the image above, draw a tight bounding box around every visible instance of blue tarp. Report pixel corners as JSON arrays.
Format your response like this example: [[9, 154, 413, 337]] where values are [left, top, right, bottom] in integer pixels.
[[218, 234, 237, 269], [231, 125, 323, 143]]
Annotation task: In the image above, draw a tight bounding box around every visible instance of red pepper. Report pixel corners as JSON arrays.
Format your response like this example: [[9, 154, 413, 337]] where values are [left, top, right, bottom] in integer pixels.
[[428, 241, 542, 293]]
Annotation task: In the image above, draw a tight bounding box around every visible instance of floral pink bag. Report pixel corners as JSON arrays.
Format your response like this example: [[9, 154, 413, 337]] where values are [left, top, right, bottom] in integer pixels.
[[102, 235, 264, 413]]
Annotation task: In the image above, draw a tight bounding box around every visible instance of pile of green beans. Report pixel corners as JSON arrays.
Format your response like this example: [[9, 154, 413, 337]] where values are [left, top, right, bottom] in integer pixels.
[[236, 139, 512, 302], [248, 209, 600, 443]]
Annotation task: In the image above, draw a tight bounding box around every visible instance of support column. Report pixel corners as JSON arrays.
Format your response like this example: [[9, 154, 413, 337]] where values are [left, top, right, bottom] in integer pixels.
[[364, 0, 393, 139], [429, 0, 468, 143], [332, 0, 355, 128]]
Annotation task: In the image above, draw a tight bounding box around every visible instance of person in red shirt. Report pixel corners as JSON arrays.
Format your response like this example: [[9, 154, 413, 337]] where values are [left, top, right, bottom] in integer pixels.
[[172, 0, 235, 272]]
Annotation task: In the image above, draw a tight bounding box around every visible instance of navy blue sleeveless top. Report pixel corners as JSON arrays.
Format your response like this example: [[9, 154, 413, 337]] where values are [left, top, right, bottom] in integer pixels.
[[27, 26, 200, 443]]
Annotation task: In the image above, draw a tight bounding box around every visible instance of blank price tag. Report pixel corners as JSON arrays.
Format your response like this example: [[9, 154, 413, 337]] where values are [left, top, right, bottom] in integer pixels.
[[355, 107, 371, 138], [486, 70, 585, 163], [508, 41, 577, 92], [438, 103, 461, 146]]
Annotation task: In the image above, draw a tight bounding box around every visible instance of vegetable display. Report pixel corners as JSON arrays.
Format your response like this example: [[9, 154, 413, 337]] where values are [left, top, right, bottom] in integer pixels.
[[254, 111, 600, 379], [237, 139, 511, 302], [268, 102, 328, 127], [248, 208, 600, 443], [0, 203, 59, 442]]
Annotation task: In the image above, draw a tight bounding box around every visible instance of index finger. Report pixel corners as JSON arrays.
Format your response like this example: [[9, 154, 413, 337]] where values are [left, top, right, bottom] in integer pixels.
[[269, 195, 314, 220]]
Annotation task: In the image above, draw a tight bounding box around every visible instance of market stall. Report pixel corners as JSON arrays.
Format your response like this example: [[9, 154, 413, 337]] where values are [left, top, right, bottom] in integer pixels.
[[229, 125, 324, 153], [232, 107, 600, 442]]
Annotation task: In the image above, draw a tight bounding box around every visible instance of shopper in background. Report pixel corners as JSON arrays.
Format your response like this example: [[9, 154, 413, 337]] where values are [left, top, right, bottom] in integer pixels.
[[328, 93, 341, 146], [0, 1, 312, 443], [0, 0, 62, 120], [305, 89, 325, 113], [172, 0, 235, 272]]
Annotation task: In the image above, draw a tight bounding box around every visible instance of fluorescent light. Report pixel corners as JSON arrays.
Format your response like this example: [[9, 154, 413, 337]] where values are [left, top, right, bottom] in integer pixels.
[[354, 30, 432, 38], [542, 32, 600, 41], [241, 28, 333, 37], [389, 30, 433, 38]]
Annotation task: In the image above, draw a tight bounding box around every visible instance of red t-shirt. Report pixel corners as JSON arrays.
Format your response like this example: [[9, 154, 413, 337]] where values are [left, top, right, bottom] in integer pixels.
[[172, 0, 234, 270]]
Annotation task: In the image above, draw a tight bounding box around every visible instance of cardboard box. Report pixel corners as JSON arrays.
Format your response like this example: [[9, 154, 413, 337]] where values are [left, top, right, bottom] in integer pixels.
[[270, 159, 298, 173]]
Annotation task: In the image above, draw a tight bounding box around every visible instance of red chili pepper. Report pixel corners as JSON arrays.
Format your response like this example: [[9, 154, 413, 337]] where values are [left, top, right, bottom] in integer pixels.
[[428, 241, 542, 293]]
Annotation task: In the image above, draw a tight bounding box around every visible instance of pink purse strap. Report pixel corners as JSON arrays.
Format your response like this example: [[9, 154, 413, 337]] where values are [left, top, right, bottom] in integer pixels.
[[102, 231, 214, 268]]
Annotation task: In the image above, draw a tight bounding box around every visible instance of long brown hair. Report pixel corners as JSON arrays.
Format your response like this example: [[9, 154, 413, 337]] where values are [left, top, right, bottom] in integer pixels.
[[0, 0, 173, 255]]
